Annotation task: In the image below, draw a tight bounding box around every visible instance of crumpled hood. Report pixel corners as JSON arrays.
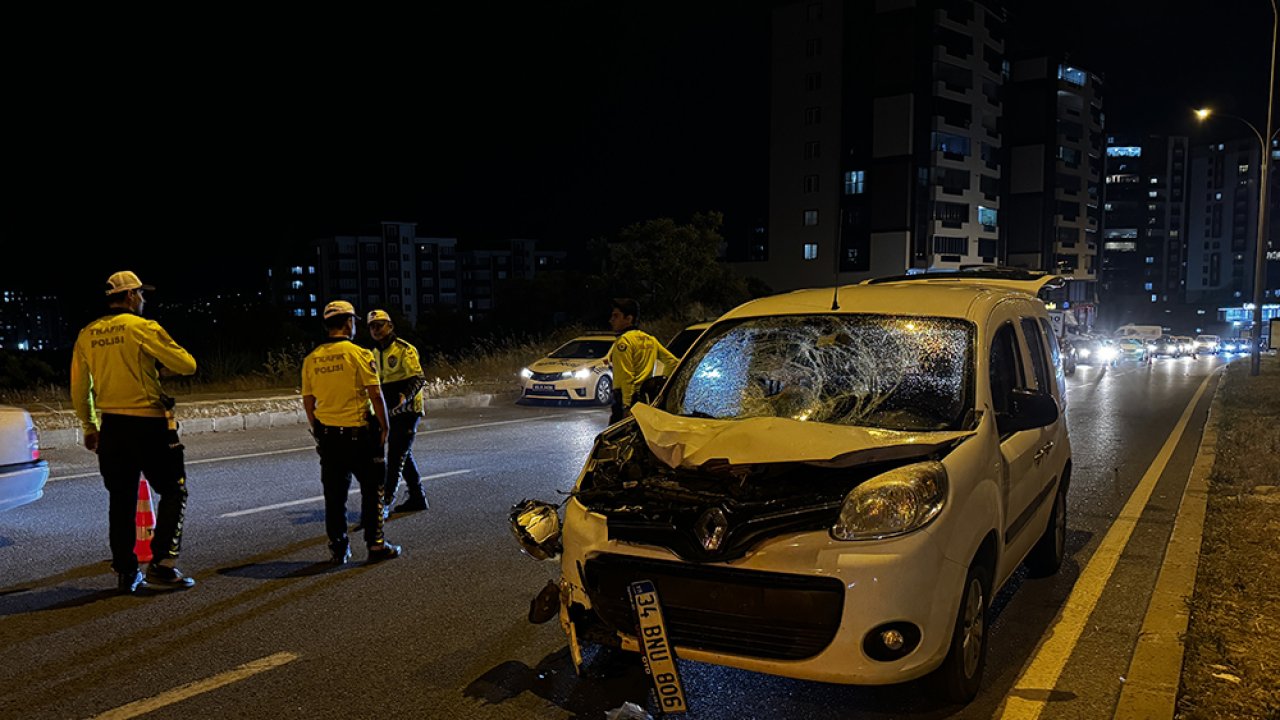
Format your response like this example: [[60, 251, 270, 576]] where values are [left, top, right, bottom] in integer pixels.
[[630, 403, 974, 469]]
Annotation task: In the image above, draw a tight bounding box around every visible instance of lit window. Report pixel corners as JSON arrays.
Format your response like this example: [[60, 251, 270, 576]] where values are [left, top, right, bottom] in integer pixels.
[[1150, 177, 1158, 184], [1215, 192, 1223, 200], [1144, 283, 1153, 290], [978, 205, 997, 230], [291, 266, 303, 275], [311, 309, 318, 317], [844, 170, 865, 194], [803, 243, 819, 260], [1106, 146, 1142, 157], [309, 294, 317, 302], [1151, 294, 1158, 302], [1145, 256, 1155, 264], [1239, 164, 1250, 174], [1104, 203, 1113, 211], [293, 309, 305, 317], [1057, 65, 1087, 86], [290, 281, 303, 290], [803, 210, 819, 226], [1148, 191, 1158, 198]]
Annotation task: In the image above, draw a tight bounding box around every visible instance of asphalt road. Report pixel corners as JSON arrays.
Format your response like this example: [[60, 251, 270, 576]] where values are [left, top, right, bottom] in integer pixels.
[[0, 354, 1233, 720]]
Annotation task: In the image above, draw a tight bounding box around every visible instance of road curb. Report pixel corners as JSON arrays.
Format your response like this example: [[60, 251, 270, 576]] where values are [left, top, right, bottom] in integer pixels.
[[1112, 369, 1223, 719], [33, 391, 510, 450]]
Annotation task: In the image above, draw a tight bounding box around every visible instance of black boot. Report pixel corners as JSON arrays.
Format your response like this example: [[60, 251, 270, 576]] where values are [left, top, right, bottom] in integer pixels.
[[393, 487, 428, 512]]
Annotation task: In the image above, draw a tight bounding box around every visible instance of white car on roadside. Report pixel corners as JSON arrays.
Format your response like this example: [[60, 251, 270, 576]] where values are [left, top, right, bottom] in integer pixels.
[[0, 405, 49, 512], [513, 270, 1073, 704], [518, 334, 616, 406]]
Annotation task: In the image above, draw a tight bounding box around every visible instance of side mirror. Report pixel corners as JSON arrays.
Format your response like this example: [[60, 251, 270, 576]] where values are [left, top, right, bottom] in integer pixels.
[[637, 375, 667, 405], [999, 389, 1059, 433]]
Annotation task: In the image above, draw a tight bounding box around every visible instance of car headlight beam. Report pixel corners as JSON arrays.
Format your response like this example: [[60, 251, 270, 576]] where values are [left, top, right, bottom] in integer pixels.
[[520, 368, 533, 379], [831, 461, 947, 541], [574, 369, 591, 379]]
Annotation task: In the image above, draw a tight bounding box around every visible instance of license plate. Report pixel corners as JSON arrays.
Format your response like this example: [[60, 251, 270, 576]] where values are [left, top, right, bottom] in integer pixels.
[[629, 580, 688, 714], [533, 384, 556, 391]]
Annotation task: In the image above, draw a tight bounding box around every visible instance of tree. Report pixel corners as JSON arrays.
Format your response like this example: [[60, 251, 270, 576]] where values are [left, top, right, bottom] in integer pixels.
[[602, 211, 747, 319]]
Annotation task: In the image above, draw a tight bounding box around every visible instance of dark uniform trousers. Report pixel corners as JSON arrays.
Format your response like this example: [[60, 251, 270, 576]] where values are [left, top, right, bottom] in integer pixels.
[[383, 412, 423, 503], [97, 414, 187, 575], [316, 422, 386, 550]]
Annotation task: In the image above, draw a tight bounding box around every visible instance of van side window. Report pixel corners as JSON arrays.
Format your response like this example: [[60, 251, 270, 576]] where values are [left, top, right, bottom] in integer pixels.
[[1038, 317, 1061, 369], [1020, 318, 1051, 392], [989, 323, 1023, 415]]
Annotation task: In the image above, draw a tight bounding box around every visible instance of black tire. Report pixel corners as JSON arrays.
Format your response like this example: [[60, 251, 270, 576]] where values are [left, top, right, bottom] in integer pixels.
[[594, 375, 613, 406], [932, 562, 991, 704], [1026, 485, 1067, 577]]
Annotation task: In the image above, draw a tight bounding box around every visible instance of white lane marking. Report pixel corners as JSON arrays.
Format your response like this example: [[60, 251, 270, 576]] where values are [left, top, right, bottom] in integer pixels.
[[218, 470, 472, 518], [88, 651, 298, 720], [48, 414, 582, 482], [997, 369, 1219, 720]]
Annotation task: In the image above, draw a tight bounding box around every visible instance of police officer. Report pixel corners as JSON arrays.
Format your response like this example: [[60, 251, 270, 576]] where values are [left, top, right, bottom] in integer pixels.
[[607, 298, 678, 424], [301, 300, 401, 565], [70, 270, 198, 594], [366, 309, 429, 515]]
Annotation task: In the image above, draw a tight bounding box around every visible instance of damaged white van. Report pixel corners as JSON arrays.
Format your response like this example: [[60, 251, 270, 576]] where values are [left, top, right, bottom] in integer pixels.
[[512, 271, 1072, 703]]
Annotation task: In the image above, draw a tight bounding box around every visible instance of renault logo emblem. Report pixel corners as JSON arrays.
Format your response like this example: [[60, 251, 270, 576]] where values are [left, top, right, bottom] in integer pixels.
[[694, 508, 729, 552]]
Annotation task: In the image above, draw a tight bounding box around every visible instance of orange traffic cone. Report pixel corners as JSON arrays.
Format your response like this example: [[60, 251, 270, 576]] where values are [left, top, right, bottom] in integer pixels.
[[135, 478, 155, 563]]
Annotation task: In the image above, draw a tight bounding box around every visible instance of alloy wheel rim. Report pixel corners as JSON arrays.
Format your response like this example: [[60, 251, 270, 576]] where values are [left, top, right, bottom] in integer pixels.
[[962, 577, 985, 678]]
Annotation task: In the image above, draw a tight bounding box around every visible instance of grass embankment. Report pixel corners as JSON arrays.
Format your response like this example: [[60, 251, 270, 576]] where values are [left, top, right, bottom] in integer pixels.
[[2, 317, 695, 412], [1177, 355, 1280, 719]]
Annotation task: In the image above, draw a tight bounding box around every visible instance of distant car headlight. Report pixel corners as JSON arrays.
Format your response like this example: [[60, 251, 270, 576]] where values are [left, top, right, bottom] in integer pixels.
[[1079, 348, 1092, 358], [1099, 346, 1118, 361], [573, 369, 592, 379], [520, 368, 533, 379], [831, 461, 947, 541]]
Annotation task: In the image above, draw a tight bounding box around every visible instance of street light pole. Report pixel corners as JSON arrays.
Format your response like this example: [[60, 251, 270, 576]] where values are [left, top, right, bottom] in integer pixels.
[[1195, 1, 1276, 375], [1254, 0, 1277, 375]]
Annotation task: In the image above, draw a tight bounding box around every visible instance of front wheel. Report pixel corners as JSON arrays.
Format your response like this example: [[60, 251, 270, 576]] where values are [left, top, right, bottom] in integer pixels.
[[594, 375, 613, 406], [932, 562, 991, 704]]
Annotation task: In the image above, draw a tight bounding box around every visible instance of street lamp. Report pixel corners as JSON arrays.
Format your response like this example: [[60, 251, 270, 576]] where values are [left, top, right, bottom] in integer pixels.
[[1194, 0, 1277, 375]]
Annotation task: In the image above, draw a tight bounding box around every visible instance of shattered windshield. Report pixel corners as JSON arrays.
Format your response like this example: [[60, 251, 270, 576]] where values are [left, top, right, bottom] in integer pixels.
[[548, 340, 614, 359], [660, 314, 974, 431]]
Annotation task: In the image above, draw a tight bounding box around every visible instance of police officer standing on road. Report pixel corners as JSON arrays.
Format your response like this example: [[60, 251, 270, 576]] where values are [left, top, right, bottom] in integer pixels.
[[301, 301, 402, 565], [606, 298, 678, 425], [70, 270, 199, 595], [366, 309, 429, 516]]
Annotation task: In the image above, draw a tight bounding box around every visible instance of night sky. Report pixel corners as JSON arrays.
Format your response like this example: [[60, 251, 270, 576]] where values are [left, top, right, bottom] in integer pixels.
[[6, 1, 1276, 304]]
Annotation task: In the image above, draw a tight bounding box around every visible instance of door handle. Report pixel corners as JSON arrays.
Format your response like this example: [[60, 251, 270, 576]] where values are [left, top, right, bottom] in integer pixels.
[[1034, 441, 1055, 464]]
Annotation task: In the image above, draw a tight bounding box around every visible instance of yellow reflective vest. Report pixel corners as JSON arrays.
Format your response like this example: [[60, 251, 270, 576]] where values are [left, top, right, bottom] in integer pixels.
[[608, 329, 678, 407], [371, 337, 425, 415], [70, 312, 197, 434], [301, 339, 380, 427]]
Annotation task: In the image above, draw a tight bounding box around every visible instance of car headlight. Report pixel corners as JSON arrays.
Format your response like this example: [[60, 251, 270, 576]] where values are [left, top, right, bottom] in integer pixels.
[[1099, 346, 1118, 361], [574, 368, 592, 379], [831, 461, 947, 541], [561, 370, 574, 378], [520, 368, 533, 379], [1079, 348, 1092, 358]]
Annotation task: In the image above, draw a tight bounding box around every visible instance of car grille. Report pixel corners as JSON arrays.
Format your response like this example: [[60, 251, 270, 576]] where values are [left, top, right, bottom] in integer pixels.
[[582, 554, 844, 660], [530, 371, 566, 382]]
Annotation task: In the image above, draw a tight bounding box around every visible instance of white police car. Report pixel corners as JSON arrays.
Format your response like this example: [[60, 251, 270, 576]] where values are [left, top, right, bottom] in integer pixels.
[[519, 334, 616, 405], [0, 405, 49, 512], [513, 271, 1072, 703]]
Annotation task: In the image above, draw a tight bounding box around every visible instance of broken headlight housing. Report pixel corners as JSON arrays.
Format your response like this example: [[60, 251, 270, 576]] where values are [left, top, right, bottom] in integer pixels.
[[830, 461, 947, 541]]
